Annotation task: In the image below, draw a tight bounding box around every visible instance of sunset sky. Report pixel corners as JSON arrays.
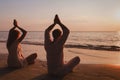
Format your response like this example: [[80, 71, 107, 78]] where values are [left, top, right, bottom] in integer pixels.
[[0, 0, 120, 31]]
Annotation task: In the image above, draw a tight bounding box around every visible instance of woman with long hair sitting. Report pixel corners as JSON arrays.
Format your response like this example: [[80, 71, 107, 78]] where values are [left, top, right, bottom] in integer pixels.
[[7, 19, 37, 68]]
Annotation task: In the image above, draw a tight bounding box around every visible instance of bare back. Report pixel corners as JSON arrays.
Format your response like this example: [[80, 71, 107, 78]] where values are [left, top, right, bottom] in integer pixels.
[[7, 40, 25, 67], [45, 39, 64, 72]]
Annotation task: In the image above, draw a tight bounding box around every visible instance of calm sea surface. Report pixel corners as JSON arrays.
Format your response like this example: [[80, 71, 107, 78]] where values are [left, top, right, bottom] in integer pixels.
[[0, 31, 120, 51]]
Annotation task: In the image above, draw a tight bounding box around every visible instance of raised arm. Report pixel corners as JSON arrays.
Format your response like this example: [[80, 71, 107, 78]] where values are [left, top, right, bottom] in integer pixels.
[[9, 26, 16, 32], [9, 19, 17, 32], [8, 19, 17, 41], [14, 19, 27, 42], [7, 20, 17, 48], [17, 26, 27, 42], [55, 15, 70, 44], [45, 23, 56, 44]]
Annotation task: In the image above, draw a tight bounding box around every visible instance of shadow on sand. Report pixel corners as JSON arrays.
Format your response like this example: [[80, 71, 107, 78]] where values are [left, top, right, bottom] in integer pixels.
[[0, 67, 17, 77], [32, 74, 64, 80]]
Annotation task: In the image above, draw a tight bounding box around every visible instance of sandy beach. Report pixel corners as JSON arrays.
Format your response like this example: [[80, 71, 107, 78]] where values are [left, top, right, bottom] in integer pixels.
[[0, 42, 120, 80], [0, 42, 120, 64]]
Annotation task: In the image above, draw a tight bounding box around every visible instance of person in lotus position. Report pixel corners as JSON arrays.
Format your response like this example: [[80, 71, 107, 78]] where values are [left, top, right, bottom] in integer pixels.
[[7, 19, 37, 68], [44, 15, 80, 76]]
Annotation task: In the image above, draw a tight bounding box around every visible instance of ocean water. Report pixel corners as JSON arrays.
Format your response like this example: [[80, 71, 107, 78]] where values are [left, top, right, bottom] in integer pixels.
[[0, 31, 120, 51]]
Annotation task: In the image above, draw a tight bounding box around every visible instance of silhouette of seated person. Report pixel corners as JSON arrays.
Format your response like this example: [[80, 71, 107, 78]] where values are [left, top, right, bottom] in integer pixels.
[[44, 15, 80, 76], [7, 19, 37, 68]]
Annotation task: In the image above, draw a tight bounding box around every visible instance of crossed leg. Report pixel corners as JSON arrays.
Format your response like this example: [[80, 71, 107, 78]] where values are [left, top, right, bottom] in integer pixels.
[[25, 53, 37, 65], [53, 56, 80, 77]]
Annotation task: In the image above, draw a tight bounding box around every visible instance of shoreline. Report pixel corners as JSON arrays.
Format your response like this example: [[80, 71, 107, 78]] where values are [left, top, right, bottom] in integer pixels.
[[0, 42, 120, 64], [0, 41, 120, 51]]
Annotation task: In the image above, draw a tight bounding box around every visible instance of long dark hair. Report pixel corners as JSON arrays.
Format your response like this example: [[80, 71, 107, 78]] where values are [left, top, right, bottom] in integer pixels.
[[7, 30, 20, 48]]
